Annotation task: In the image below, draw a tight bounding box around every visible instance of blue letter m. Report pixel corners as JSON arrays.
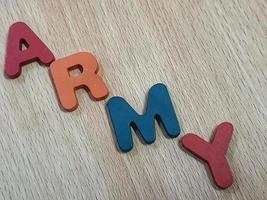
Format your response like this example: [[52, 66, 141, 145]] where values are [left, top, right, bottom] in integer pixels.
[[107, 83, 180, 152]]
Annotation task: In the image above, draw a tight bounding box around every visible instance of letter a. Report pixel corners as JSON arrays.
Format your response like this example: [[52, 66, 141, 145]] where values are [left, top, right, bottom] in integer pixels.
[[50, 52, 109, 111], [4, 22, 55, 78], [107, 83, 180, 152]]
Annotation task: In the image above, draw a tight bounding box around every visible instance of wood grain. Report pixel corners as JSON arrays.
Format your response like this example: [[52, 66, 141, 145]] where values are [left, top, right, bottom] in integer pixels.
[[0, 0, 266, 199]]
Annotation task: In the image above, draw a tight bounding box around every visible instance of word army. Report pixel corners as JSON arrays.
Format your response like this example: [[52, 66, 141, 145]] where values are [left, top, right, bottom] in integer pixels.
[[4, 22, 235, 189]]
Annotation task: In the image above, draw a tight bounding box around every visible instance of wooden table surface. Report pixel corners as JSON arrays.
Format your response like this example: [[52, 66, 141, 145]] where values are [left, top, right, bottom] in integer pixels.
[[0, 0, 266, 199]]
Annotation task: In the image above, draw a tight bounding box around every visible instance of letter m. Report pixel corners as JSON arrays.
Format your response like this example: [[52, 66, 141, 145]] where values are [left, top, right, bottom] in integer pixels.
[[107, 83, 180, 152]]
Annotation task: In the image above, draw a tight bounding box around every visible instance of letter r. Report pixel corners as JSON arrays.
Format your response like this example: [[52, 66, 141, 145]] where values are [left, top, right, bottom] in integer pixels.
[[50, 52, 109, 111], [107, 83, 180, 152]]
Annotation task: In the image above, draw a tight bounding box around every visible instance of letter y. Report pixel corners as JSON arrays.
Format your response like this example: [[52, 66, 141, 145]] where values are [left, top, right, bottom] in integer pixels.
[[182, 122, 234, 189]]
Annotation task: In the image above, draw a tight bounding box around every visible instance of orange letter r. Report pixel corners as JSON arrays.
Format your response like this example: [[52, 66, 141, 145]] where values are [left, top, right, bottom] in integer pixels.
[[50, 52, 109, 111]]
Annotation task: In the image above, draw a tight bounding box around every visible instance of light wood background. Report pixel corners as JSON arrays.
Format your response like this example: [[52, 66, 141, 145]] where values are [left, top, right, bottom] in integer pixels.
[[0, 0, 266, 199]]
